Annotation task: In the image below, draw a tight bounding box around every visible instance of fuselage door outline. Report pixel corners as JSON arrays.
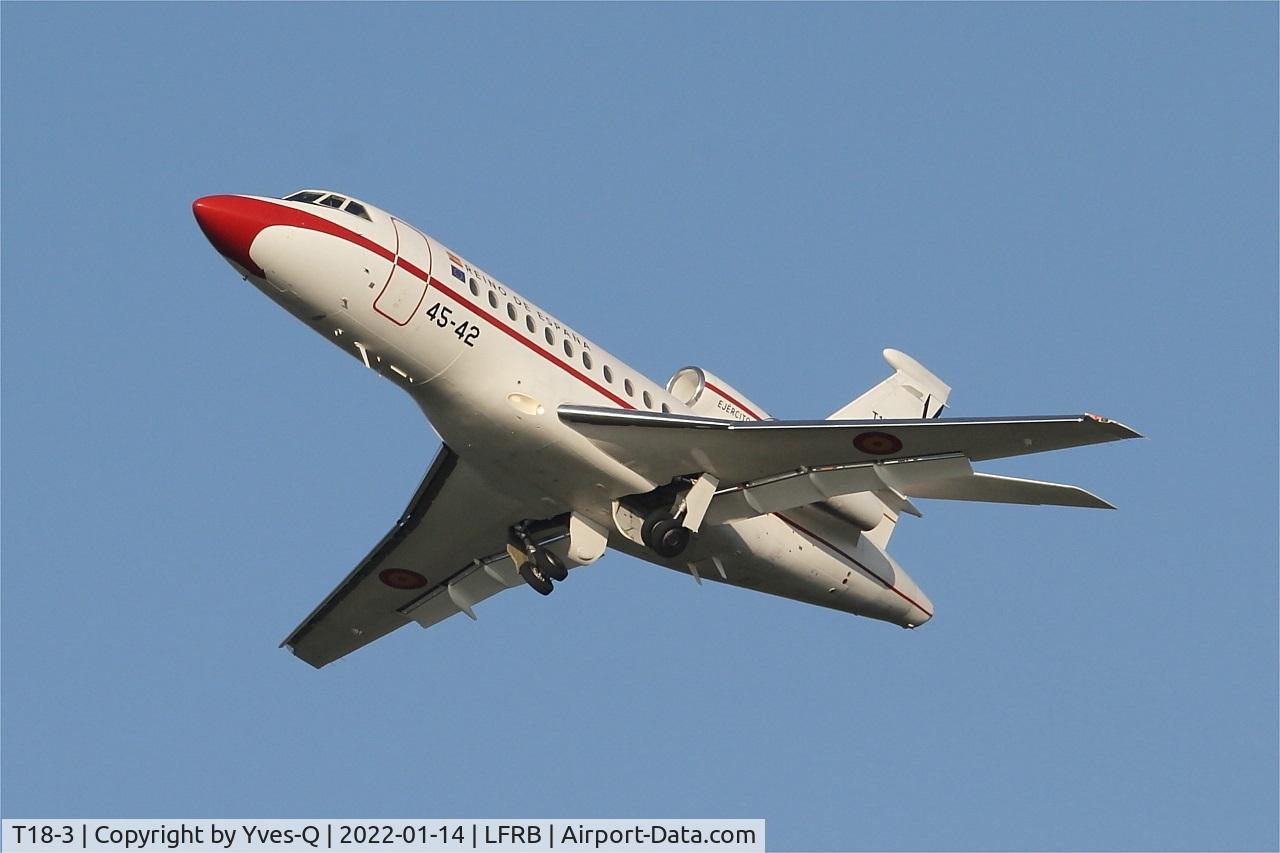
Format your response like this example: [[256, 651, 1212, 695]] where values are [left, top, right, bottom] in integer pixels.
[[373, 218, 431, 326]]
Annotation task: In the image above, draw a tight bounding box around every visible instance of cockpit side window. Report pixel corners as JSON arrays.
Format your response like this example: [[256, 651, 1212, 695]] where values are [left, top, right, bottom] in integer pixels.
[[285, 191, 324, 203], [318, 194, 345, 208], [344, 201, 371, 221]]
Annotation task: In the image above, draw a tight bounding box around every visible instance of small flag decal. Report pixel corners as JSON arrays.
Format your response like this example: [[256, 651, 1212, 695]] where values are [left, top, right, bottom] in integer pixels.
[[447, 251, 462, 266], [451, 265, 466, 282]]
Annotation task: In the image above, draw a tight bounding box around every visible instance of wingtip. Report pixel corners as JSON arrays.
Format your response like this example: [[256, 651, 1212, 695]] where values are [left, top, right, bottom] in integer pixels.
[[279, 638, 327, 668], [1084, 413, 1143, 440]]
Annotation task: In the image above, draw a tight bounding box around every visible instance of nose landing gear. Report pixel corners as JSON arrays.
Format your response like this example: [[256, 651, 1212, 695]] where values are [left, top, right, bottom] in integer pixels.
[[517, 560, 555, 596], [535, 547, 568, 582], [509, 522, 568, 595]]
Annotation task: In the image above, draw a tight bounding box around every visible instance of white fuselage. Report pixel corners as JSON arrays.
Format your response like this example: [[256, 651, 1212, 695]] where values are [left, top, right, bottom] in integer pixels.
[[210, 193, 933, 629]]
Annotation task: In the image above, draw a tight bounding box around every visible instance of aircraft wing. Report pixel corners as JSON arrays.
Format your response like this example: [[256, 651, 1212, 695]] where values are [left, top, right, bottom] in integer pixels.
[[281, 445, 538, 668], [559, 405, 1140, 501]]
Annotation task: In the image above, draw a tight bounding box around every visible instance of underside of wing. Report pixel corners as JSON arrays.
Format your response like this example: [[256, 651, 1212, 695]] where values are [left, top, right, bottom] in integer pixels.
[[558, 405, 1141, 488], [282, 446, 543, 668]]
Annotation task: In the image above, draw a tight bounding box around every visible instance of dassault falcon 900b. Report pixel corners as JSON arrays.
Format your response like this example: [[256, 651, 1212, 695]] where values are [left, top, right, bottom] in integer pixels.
[[193, 190, 1140, 668]]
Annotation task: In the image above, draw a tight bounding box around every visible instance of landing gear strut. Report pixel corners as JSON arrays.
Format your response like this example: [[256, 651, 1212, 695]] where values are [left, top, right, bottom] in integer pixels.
[[510, 522, 567, 594], [642, 507, 690, 558]]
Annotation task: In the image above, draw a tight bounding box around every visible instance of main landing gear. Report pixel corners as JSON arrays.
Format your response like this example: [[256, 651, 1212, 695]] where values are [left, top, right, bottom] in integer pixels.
[[510, 522, 567, 596], [625, 473, 718, 560], [641, 507, 690, 559]]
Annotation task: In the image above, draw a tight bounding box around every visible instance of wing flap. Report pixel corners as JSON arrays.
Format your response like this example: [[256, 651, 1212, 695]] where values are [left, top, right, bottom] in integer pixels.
[[404, 587, 457, 630]]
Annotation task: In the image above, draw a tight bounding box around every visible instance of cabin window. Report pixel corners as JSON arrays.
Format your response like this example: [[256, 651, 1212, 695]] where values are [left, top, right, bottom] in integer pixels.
[[487, 291, 498, 309], [624, 379, 634, 397], [469, 278, 479, 297], [525, 315, 536, 333], [344, 201, 371, 221], [544, 328, 555, 346], [506, 303, 517, 321], [582, 352, 593, 370], [643, 391, 653, 409], [563, 339, 574, 357], [319, 194, 345, 208], [662, 403, 670, 413], [603, 365, 614, 383]]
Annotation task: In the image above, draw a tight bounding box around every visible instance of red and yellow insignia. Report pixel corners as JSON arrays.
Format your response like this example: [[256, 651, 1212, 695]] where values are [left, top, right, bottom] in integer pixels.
[[853, 431, 903, 455], [379, 568, 428, 589]]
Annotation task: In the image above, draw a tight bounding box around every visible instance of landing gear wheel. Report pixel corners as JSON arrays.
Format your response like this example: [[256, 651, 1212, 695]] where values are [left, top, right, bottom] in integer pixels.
[[518, 561, 554, 596], [642, 508, 690, 559], [535, 548, 567, 582]]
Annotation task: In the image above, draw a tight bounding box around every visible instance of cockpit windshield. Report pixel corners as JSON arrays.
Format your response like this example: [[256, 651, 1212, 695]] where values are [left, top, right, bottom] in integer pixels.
[[285, 190, 324, 204], [283, 190, 373, 222]]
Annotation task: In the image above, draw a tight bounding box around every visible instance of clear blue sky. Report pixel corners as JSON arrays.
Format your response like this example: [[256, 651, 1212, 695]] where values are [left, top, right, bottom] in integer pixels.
[[3, 4, 1276, 850]]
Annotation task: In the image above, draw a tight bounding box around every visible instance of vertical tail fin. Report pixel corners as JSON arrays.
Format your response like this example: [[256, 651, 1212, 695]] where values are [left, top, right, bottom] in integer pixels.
[[828, 348, 951, 421]]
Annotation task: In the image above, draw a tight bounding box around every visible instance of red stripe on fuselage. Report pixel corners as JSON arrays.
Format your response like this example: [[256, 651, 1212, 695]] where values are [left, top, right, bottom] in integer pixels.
[[773, 513, 933, 619], [423, 275, 634, 409], [260, 198, 397, 265], [705, 381, 763, 421], [245, 198, 632, 410], [395, 255, 430, 284]]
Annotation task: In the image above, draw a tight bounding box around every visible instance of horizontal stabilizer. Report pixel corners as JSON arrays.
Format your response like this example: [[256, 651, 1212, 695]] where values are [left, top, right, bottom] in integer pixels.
[[903, 473, 1116, 509]]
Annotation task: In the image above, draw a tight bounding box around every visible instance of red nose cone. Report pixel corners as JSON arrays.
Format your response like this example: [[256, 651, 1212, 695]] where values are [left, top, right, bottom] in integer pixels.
[[192, 195, 269, 276]]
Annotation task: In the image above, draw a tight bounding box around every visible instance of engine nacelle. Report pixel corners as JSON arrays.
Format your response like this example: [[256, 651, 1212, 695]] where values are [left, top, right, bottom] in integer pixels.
[[668, 367, 891, 533], [667, 366, 770, 421]]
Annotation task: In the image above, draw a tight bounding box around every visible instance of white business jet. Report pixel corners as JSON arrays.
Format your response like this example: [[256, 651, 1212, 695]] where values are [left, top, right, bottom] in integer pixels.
[[193, 191, 1140, 668]]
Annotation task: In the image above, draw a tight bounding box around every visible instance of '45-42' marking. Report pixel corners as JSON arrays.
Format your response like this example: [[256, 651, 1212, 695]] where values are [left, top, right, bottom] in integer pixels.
[[423, 302, 480, 347]]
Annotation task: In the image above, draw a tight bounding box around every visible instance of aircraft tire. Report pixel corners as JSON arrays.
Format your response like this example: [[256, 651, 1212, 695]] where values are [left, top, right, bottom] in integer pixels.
[[643, 514, 690, 559], [518, 562, 554, 595], [641, 508, 668, 550], [535, 548, 568, 582]]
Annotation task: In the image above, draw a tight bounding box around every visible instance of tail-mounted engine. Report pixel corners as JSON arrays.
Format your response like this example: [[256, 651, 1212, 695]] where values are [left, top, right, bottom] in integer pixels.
[[667, 366, 770, 421], [665, 366, 897, 538]]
